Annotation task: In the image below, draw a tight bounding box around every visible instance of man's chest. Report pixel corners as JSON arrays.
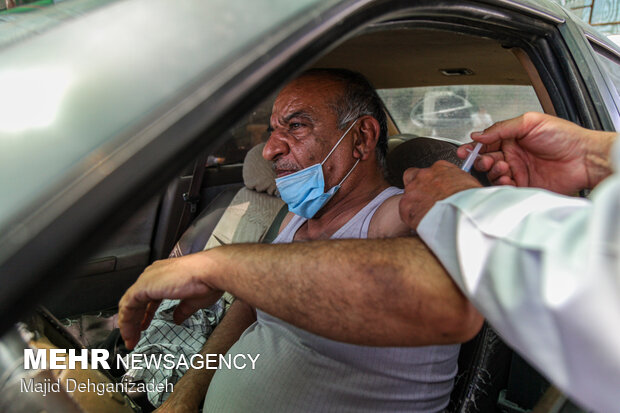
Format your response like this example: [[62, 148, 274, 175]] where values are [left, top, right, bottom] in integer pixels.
[[292, 222, 337, 241]]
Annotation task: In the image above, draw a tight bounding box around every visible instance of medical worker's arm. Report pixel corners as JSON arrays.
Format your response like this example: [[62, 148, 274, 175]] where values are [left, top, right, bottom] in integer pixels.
[[404, 114, 620, 413]]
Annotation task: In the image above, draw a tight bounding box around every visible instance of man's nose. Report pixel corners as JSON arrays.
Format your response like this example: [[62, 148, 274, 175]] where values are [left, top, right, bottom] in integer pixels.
[[262, 130, 289, 161]]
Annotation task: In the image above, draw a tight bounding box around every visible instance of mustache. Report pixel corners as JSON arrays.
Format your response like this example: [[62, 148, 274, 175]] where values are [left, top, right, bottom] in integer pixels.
[[273, 160, 300, 172]]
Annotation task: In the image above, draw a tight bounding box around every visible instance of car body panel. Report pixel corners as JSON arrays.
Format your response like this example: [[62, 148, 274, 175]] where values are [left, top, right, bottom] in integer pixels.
[[556, 9, 620, 130]]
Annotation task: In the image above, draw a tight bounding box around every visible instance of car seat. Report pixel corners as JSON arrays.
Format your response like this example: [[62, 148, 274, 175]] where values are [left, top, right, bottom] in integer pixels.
[[65, 143, 283, 350], [386, 137, 511, 413], [170, 142, 284, 258], [387, 132, 417, 153], [386, 135, 489, 188], [123, 143, 285, 409]]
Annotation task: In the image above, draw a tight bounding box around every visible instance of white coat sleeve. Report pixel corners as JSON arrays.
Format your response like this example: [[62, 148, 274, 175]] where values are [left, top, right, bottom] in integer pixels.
[[417, 142, 620, 413]]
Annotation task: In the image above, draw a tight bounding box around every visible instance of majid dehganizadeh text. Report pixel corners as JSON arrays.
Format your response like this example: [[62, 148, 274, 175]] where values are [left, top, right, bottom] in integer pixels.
[[20, 348, 260, 396]]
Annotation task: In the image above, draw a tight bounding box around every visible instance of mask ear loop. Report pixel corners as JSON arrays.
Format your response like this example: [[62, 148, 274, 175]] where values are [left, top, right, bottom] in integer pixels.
[[336, 158, 360, 186], [320, 119, 358, 166]]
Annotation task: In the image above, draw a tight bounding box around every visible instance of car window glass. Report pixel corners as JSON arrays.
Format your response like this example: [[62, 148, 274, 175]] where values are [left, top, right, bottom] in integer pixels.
[[0, 0, 322, 232], [379, 85, 543, 143], [592, 45, 620, 97], [0, 0, 119, 49]]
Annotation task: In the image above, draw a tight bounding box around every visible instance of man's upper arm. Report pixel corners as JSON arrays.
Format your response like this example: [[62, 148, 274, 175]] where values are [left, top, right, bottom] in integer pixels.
[[368, 194, 411, 238]]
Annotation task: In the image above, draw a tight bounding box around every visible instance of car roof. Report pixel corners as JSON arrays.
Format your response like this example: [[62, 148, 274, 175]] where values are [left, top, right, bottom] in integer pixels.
[[314, 29, 533, 88]]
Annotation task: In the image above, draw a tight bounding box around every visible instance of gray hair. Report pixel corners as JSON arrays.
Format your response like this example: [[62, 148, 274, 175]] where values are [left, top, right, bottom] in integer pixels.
[[301, 69, 388, 170]]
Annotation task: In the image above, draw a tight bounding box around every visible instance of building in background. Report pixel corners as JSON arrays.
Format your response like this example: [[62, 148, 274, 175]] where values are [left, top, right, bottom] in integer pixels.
[[1, 0, 618, 46], [553, 0, 620, 44]]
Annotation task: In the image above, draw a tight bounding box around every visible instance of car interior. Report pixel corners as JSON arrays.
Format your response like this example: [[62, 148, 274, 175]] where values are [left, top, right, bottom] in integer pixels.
[[6, 7, 608, 412]]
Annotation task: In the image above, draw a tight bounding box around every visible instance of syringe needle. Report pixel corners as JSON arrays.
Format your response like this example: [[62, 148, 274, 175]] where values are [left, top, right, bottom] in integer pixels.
[[461, 142, 483, 173]]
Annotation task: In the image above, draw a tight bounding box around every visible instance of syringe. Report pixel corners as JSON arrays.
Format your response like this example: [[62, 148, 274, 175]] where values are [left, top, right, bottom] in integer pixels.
[[461, 142, 483, 173]]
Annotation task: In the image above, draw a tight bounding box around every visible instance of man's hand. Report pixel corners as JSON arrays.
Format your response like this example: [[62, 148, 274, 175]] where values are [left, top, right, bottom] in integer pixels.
[[399, 160, 482, 230], [457, 112, 616, 194], [118, 253, 224, 350]]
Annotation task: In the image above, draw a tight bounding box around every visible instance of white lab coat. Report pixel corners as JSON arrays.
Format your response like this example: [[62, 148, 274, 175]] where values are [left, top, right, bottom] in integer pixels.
[[417, 141, 620, 413]]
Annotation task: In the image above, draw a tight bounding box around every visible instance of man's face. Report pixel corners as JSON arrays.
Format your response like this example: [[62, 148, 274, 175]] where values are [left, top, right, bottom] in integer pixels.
[[263, 75, 351, 187]]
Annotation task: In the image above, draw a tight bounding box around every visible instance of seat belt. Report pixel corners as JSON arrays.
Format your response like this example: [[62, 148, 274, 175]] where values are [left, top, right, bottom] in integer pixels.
[[209, 203, 287, 311], [261, 205, 289, 244], [174, 152, 209, 242]]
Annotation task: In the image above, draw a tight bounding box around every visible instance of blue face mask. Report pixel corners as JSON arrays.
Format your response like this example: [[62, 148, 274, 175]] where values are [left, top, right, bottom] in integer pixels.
[[275, 119, 360, 219]]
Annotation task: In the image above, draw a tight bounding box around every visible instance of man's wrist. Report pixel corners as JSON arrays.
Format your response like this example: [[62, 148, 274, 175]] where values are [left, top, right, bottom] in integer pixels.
[[195, 247, 228, 292], [163, 368, 210, 406], [585, 131, 616, 188]]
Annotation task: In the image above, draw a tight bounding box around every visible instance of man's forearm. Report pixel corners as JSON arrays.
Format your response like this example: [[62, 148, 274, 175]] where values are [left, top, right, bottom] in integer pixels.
[[203, 237, 482, 346]]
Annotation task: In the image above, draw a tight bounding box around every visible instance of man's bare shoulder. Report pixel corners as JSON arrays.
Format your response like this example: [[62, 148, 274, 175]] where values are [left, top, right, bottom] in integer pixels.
[[368, 194, 411, 238]]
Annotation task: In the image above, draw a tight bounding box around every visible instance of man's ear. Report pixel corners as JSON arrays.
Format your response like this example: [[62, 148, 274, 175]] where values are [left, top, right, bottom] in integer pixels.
[[353, 116, 381, 160]]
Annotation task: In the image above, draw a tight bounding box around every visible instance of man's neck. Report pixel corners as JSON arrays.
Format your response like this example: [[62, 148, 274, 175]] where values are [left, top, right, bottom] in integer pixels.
[[293, 174, 390, 241]]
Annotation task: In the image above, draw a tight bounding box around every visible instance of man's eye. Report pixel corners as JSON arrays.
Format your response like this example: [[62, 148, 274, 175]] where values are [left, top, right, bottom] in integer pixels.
[[290, 122, 304, 130]]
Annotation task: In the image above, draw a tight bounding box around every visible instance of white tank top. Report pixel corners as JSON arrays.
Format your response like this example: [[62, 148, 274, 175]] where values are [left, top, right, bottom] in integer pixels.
[[278, 186, 402, 241], [204, 187, 460, 412]]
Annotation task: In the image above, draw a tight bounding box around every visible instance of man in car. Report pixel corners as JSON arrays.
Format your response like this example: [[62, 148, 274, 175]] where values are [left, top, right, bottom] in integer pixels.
[[121, 68, 482, 412]]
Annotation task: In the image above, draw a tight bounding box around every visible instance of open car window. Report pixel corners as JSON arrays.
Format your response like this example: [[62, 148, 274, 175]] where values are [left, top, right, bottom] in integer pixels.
[[206, 98, 274, 167]]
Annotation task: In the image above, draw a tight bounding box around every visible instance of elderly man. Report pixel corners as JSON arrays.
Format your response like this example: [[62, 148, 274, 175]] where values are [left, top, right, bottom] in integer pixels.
[[120, 69, 482, 412]]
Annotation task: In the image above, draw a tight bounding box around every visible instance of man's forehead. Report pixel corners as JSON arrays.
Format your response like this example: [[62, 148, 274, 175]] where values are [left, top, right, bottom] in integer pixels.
[[274, 82, 340, 123], [272, 93, 312, 116]]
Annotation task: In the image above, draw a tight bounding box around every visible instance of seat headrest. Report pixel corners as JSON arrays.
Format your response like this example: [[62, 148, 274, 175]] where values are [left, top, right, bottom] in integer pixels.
[[387, 133, 418, 153], [387, 137, 488, 187], [242, 143, 278, 196]]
